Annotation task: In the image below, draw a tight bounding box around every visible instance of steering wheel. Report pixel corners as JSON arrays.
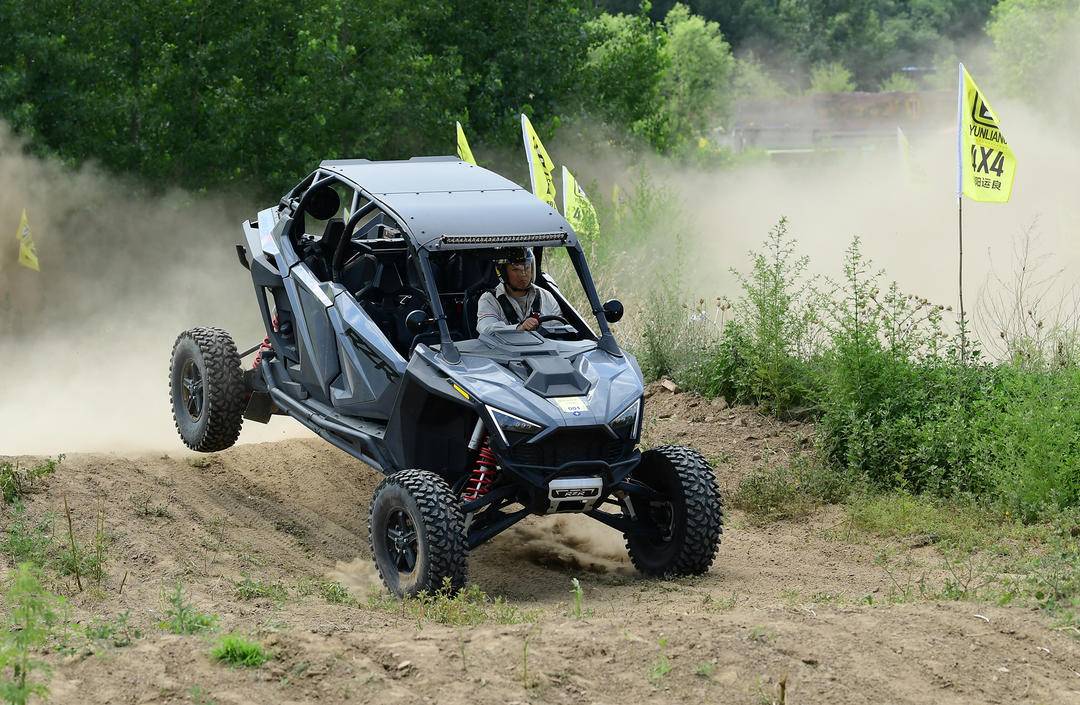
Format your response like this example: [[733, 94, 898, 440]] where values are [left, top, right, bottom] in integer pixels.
[[536, 314, 570, 325]]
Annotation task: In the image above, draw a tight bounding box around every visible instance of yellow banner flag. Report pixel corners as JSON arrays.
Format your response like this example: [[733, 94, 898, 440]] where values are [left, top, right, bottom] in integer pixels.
[[15, 208, 39, 271], [958, 64, 1015, 203], [520, 114, 556, 209], [561, 167, 599, 242], [455, 121, 476, 165]]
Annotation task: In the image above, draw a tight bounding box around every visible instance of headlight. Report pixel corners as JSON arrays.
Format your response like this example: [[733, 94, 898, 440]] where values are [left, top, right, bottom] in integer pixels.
[[486, 405, 543, 445], [610, 398, 641, 438]]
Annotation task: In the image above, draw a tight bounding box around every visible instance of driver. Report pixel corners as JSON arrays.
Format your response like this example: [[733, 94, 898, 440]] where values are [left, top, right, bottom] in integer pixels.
[[476, 247, 562, 335]]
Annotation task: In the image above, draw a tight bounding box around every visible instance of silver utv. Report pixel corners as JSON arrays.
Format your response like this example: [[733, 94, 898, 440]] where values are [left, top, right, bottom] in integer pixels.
[[169, 157, 723, 596]]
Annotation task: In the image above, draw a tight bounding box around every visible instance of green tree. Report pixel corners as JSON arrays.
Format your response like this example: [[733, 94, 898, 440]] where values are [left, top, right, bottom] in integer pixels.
[[580, 8, 671, 149], [808, 62, 856, 94], [660, 4, 735, 140], [987, 0, 1080, 111]]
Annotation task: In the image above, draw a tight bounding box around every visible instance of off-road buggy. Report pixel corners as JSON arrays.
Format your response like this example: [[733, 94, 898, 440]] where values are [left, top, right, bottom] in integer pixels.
[[169, 157, 723, 596]]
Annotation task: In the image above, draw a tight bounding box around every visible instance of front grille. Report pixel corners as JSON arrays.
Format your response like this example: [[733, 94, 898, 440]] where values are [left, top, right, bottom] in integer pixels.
[[509, 429, 630, 468]]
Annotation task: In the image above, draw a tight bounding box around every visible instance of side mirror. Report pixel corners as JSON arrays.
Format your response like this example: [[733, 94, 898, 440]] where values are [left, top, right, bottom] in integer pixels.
[[602, 299, 624, 323], [405, 309, 430, 334]]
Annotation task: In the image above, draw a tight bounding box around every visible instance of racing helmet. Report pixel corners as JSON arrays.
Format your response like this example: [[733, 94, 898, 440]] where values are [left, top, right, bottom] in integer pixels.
[[495, 247, 535, 287]]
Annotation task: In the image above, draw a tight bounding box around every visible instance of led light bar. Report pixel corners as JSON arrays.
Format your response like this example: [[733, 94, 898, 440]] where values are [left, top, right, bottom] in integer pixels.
[[441, 232, 568, 245]]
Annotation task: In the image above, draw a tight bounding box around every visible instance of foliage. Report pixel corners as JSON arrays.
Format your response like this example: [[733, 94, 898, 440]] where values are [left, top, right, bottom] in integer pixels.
[[367, 580, 537, 626], [211, 635, 270, 668], [734, 455, 855, 524], [0, 564, 64, 705], [296, 577, 355, 605], [0, 458, 59, 505], [878, 72, 918, 92], [159, 582, 217, 635], [808, 62, 856, 94], [660, 5, 735, 141], [1, 503, 53, 568], [83, 611, 142, 648], [663, 218, 1080, 521], [705, 218, 819, 412], [580, 8, 672, 150], [234, 577, 288, 603], [987, 0, 1080, 116], [733, 54, 787, 100]]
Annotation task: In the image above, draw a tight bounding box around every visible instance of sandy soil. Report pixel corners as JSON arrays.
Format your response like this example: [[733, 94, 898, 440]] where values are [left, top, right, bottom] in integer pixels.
[[3, 384, 1079, 705]]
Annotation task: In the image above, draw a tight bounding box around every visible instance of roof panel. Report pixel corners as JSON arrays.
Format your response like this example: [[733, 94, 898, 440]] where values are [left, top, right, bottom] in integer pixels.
[[320, 157, 521, 194], [317, 157, 577, 251]]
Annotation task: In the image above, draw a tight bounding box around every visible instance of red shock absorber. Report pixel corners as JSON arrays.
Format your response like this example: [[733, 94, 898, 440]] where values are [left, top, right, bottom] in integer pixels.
[[252, 315, 279, 369], [463, 435, 498, 501]]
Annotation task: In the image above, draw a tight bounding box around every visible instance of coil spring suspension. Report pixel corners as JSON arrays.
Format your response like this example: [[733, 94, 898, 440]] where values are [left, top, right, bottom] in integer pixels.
[[463, 435, 498, 501], [252, 315, 279, 369]]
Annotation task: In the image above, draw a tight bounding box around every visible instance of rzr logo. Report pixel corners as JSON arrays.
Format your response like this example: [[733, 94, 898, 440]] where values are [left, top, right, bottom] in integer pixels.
[[552, 488, 601, 499]]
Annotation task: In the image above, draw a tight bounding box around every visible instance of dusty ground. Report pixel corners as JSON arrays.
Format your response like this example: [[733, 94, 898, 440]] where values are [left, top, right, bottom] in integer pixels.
[[3, 383, 1079, 705]]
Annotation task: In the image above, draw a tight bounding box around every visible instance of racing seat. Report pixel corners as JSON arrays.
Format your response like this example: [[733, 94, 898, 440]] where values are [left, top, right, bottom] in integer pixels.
[[461, 261, 498, 338]]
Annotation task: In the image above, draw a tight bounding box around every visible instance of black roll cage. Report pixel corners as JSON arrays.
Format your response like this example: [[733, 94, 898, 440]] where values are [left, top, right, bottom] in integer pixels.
[[285, 169, 624, 363]]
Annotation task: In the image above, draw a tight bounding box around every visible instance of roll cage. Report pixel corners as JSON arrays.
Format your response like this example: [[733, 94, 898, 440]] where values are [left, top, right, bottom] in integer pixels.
[[279, 159, 622, 364]]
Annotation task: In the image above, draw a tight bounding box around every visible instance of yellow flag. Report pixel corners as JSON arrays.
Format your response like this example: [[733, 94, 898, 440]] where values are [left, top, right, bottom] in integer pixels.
[[958, 64, 1015, 203], [455, 121, 476, 165], [15, 208, 39, 271], [520, 114, 556, 209], [561, 167, 600, 242]]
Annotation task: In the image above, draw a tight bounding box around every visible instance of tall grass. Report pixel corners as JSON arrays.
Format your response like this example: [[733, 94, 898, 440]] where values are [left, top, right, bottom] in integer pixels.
[[631, 217, 1080, 520]]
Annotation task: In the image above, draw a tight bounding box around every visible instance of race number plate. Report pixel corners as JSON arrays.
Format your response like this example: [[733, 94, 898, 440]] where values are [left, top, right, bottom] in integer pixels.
[[553, 396, 588, 416]]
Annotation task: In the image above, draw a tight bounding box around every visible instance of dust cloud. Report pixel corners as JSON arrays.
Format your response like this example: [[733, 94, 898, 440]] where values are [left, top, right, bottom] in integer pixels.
[[4, 39, 1078, 454], [558, 94, 1080, 349], [500, 514, 633, 576], [0, 126, 304, 454]]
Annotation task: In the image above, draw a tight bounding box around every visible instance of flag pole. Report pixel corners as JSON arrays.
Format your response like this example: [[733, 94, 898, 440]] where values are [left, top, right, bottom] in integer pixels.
[[956, 63, 967, 361]]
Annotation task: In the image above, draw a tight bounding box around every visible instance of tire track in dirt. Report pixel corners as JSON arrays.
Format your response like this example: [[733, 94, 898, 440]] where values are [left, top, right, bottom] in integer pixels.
[[7, 386, 1080, 704]]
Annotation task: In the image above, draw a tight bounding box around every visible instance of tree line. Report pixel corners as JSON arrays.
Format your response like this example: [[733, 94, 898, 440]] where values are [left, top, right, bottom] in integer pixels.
[[0, 0, 1072, 195]]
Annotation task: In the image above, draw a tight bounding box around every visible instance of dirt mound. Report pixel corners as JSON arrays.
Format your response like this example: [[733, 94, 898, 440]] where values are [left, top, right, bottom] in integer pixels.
[[3, 388, 1078, 704]]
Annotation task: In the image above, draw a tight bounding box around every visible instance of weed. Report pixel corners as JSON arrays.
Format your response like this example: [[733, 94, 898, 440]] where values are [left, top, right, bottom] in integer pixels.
[[702, 592, 738, 612], [234, 577, 288, 603], [297, 577, 355, 605], [694, 661, 716, 678], [211, 634, 269, 668], [734, 455, 852, 524], [569, 578, 585, 619], [647, 636, 672, 684], [1, 503, 54, 568], [83, 611, 142, 647], [188, 685, 218, 705], [56, 502, 109, 589], [159, 582, 217, 635], [0, 564, 65, 705], [0, 457, 61, 504], [368, 581, 536, 626], [521, 629, 533, 689], [747, 626, 774, 644], [129, 492, 171, 518]]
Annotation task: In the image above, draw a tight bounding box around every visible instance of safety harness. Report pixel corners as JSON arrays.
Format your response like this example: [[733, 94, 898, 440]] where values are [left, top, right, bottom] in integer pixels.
[[495, 290, 542, 325]]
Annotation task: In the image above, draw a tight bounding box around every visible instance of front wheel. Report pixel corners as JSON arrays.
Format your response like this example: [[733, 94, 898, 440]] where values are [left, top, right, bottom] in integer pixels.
[[169, 327, 247, 452], [369, 470, 468, 597], [623, 445, 723, 576]]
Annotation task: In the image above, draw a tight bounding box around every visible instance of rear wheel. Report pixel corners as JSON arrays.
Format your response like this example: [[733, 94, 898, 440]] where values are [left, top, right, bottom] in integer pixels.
[[169, 327, 247, 452], [624, 445, 723, 576], [369, 469, 468, 597]]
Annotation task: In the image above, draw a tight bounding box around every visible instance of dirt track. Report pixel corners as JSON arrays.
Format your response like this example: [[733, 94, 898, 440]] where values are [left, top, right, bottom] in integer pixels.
[[4, 386, 1080, 705]]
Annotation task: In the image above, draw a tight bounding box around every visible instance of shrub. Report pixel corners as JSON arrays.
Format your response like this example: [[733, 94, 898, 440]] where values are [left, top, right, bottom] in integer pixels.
[[159, 582, 217, 635], [734, 455, 854, 523], [211, 635, 269, 668], [0, 457, 60, 504], [0, 564, 65, 705]]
